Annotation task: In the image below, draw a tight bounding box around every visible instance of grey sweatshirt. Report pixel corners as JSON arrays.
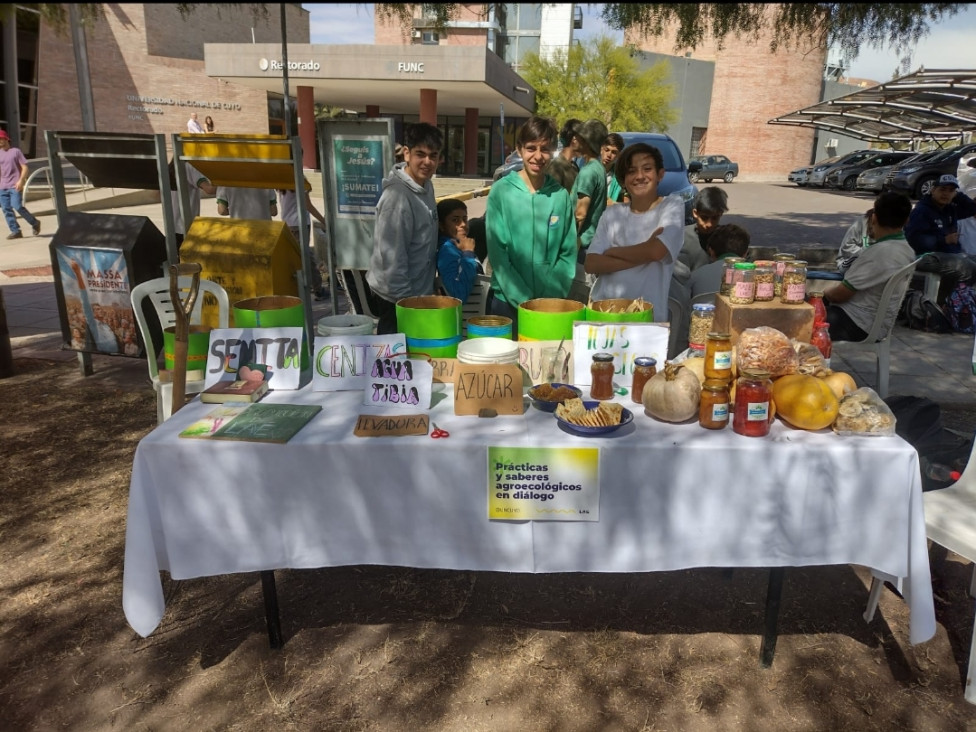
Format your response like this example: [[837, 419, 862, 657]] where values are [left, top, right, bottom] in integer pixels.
[[366, 163, 438, 302]]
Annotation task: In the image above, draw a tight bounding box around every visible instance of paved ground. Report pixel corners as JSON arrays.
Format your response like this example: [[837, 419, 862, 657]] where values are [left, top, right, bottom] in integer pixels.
[[2, 180, 975, 412]]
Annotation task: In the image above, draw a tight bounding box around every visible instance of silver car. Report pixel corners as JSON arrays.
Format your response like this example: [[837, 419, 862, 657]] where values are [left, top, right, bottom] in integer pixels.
[[856, 164, 895, 192], [788, 166, 810, 186]]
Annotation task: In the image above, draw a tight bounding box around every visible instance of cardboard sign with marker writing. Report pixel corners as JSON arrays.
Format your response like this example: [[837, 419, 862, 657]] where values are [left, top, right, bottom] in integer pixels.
[[354, 413, 430, 437], [428, 357, 457, 384], [454, 363, 524, 415], [517, 340, 575, 385]]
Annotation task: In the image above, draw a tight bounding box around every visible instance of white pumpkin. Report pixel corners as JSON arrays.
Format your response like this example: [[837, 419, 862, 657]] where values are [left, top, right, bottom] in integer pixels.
[[642, 361, 701, 423]]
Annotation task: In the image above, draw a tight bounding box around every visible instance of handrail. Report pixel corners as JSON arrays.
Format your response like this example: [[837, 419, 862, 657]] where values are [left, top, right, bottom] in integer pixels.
[[23, 164, 93, 206]]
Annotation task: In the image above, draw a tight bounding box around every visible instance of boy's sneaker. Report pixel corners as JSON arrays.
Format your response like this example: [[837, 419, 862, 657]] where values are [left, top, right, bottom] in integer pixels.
[[32, 222, 41, 236], [6, 232, 22, 240]]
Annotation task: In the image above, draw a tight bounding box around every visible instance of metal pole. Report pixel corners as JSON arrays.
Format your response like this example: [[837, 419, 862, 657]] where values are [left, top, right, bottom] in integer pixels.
[[69, 5, 97, 132], [156, 134, 179, 265], [280, 4, 292, 136]]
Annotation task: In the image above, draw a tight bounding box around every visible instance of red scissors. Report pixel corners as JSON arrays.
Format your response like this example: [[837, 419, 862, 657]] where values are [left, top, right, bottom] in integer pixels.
[[430, 423, 450, 439]]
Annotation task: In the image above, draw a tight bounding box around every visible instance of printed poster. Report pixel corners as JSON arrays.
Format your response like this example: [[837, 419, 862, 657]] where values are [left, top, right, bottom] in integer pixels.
[[55, 246, 138, 356], [488, 446, 599, 521], [333, 137, 384, 216]]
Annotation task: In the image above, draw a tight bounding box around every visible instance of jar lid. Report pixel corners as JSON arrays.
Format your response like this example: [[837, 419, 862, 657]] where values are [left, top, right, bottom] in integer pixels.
[[706, 331, 731, 340], [734, 262, 756, 269], [702, 378, 729, 391], [692, 303, 716, 312], [634, 356, 657, 367], [753, 260, 776, 267], [724, 257, 745, 264], [808, 290, 823, 297], [773, 253, 796, 260], [789, 260, 808, 266], [739, 368, 771, 379], [592, 352, 614, 362]]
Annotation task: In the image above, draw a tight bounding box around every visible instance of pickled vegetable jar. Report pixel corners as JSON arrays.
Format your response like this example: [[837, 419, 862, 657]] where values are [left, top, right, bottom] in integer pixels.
[[704, 332, 733, 381], [631, 356, 657, 404], [699, 378, 730, 430], [732, 369, 772, 437]]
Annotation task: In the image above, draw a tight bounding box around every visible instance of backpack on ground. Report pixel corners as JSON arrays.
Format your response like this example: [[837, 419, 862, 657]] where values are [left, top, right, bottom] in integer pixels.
[[884, 395, 973, 491], [898, 289, 953, 333], [943, 282, 976, 334]]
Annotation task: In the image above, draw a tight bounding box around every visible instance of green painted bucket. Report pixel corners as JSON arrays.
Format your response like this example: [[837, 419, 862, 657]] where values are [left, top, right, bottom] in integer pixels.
[[467, 315, 512, 339], [163, 325, 211, 372], [396, 295, 462, 358], [517, 298, 585, 342], [233, 295, 308, 369], [585, 299, 654, 323]]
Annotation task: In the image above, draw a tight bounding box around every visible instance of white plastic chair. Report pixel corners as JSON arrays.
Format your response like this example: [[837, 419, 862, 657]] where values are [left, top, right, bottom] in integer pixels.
[[461, 274, 492, 336], [130, 276, 229, 423], [831, 258, 919, 398], [864, 434, 976, 703], [340, 269, 380, 329]]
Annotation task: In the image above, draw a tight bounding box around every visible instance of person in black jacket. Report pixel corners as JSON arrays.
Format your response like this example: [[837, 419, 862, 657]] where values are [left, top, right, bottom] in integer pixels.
[[905, 174, 976, 303]]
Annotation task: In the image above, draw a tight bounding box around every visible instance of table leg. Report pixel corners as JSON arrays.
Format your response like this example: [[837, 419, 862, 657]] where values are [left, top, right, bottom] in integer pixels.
[[261, 570, 283, 649], [759, 567, 784, 668]]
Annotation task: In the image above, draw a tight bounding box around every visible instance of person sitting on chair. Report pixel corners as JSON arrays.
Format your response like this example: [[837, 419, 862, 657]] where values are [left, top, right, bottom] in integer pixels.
[[823, 192, 915, 342], [687, 223, 751, 298], [435, 198, 482, 302]]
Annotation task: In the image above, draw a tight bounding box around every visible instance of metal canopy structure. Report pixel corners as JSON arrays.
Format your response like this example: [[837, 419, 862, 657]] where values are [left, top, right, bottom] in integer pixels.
[[768, 69, 976, 144]]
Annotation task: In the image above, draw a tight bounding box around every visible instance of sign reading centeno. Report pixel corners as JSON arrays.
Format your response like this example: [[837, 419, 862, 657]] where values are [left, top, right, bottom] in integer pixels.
[[258, 58, 321, 72]]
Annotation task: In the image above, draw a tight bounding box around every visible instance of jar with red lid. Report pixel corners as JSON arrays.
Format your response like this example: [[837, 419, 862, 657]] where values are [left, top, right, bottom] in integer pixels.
[[732, 369, 772, 437], [590, 352, 615, 401]]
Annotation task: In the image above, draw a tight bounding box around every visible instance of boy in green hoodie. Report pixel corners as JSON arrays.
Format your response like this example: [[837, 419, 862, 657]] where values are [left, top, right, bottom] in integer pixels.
[[485, 116, 578, 331]]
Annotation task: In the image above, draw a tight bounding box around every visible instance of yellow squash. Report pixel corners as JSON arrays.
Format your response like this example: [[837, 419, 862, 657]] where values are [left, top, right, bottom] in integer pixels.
[[772, 374, 839, 430]]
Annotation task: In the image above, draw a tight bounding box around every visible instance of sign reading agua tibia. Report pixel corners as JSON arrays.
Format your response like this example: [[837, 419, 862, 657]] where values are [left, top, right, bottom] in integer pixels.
[[487, 446, 599, 522]]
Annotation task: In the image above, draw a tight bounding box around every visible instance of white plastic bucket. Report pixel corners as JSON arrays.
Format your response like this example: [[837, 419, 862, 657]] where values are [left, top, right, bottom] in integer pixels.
[[317, 314, 376, 337], [457, 337, 520, 365]]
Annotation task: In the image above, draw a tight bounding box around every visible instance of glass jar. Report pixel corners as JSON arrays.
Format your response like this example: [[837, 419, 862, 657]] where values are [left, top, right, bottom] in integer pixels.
[[689, 303, 716, 351], [729, 262, 757, 304], [754, 261, 776, 302], [699, 378, 730, 430], [590, 352, 615, 401], [807, 291, 827, 323], [720, 257, 746, 297], [732, 369, 773, 437], [810, 321, 832, 367], [773, 253, 795, 297], [704, 332, 733, 381], [630, 356, 657, 405], [781, 260, 808, 304]]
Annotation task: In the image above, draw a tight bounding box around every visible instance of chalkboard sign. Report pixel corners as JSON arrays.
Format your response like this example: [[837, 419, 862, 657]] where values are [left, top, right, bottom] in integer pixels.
[[211, 403, 321, 443]]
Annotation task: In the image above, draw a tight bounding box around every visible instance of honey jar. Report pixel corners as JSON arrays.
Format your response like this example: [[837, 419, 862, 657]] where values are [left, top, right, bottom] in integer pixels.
[[699, 378, 730, 430], [590, 352, 615, 401], [704, 332, 733, 381]]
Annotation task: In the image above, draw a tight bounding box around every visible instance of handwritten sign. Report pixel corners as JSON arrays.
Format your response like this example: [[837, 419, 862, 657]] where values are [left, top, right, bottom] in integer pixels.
[[454, 363, 524, 416], [312, 334, 407, 391], [354, 413, 429, 437], [204, 327, 304, 390], [572, 322, 669, 386], [428, 357, 457, 384], [362, 357, 432, 409], [487, 446, 599, 521], [518, 340, 575, 385]]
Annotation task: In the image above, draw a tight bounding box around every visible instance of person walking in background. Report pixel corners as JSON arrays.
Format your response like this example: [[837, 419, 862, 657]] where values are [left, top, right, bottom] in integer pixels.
[[544, 118, 581, 192], [485, 116, 577, 332], [186, 112, 204, 134], [571, 119, 610, 264], [216, 186, 277, 220], [583, 142, 685, 323], [204, 115, 215, 133], [0, 130, 41, 240], [436, 198, 482, 303], [366, 122, 443, 335], [170, 161, 215, 247], [602, 133, 626, 206]]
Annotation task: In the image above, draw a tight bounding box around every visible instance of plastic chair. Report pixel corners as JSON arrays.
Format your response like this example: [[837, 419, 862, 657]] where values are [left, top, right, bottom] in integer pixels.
[[691, 291, 718, 307], [130, 276, 229, 423], [340, 269, 380, 328], [864, 433, 976, 704], [830, 258, 919, 398], [461, 274, 492, 336]]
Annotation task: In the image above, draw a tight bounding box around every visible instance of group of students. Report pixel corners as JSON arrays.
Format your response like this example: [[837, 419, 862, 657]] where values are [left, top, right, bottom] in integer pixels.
[[365, 116, 693, 335]]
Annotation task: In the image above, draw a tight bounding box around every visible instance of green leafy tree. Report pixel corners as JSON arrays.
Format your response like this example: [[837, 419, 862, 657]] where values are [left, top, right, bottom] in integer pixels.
[[519, 36, 676, 133]]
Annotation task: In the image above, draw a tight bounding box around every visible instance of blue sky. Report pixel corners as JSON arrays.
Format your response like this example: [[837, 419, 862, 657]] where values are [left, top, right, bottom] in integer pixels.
[[305, 3, 976, 84]]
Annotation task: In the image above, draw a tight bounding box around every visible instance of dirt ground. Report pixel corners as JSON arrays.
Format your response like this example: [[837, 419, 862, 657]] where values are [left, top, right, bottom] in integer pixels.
[[3, 355, 976, 731]]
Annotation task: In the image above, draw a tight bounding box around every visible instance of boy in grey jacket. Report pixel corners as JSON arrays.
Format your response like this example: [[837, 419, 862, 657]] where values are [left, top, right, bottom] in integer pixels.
[[367, 122, 444, 334]]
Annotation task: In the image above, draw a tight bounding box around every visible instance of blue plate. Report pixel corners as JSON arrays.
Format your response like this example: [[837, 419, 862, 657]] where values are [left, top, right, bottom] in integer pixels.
[[553, 400, 634, 436], [527, 382, 583, 412]]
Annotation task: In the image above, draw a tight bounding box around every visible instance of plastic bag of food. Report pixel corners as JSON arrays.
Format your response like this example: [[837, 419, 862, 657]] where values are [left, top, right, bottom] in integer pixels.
[[792, 339, 830, 377], [832, 387, 897, 436], [736, 326, 798, 378]]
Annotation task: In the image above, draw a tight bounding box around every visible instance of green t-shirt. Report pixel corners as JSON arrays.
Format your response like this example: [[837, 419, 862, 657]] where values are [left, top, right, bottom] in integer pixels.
[[572, 159, 608, 249]]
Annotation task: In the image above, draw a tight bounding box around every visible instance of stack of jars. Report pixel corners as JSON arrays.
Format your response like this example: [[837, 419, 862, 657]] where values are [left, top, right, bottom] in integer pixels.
[[701, 331, 773, 437]]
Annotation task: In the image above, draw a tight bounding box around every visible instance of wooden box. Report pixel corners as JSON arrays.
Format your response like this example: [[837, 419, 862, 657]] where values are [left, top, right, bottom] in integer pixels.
[[712, 294, 814, 345]]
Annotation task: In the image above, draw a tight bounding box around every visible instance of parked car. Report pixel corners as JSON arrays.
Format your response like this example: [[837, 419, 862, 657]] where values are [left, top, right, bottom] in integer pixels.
[[958, 152, 976, 198], [886, 143, 976, 199], [824, 150, 915, 191], [616, 132, 698, 223], [807, 150, 875, 187], [856, 164, 897, 193], [492, 150, 523, 181], [788, 165, 812, 186], [688, 154, 739, 183]]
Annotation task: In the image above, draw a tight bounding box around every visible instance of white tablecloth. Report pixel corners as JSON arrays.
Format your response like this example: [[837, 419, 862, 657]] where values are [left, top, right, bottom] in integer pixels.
[[123, 386, 935, 645]]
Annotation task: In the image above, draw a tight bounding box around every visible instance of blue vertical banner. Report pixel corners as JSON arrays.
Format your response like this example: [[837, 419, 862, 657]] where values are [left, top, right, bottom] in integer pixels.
[[56, 246, 138, 356], [332, 137, 385, 217]]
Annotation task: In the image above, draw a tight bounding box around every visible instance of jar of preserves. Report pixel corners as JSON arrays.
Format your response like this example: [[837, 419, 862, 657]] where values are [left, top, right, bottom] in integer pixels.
[[590, 352, 615, 401], [630, 356, 657, 404], [810, 321, 832, 367], [754, 261, 776, 302], [689, 303, 716, 351], [699, 378, 730, 430], [781, 260, 808, 304], [732, 369, 773, 437], [720, 257, 746, 296], [729, 262, 757, 304], [704, 332, 733, 381], [807, 291, 827, 323], [773, 253, 795, 297]]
